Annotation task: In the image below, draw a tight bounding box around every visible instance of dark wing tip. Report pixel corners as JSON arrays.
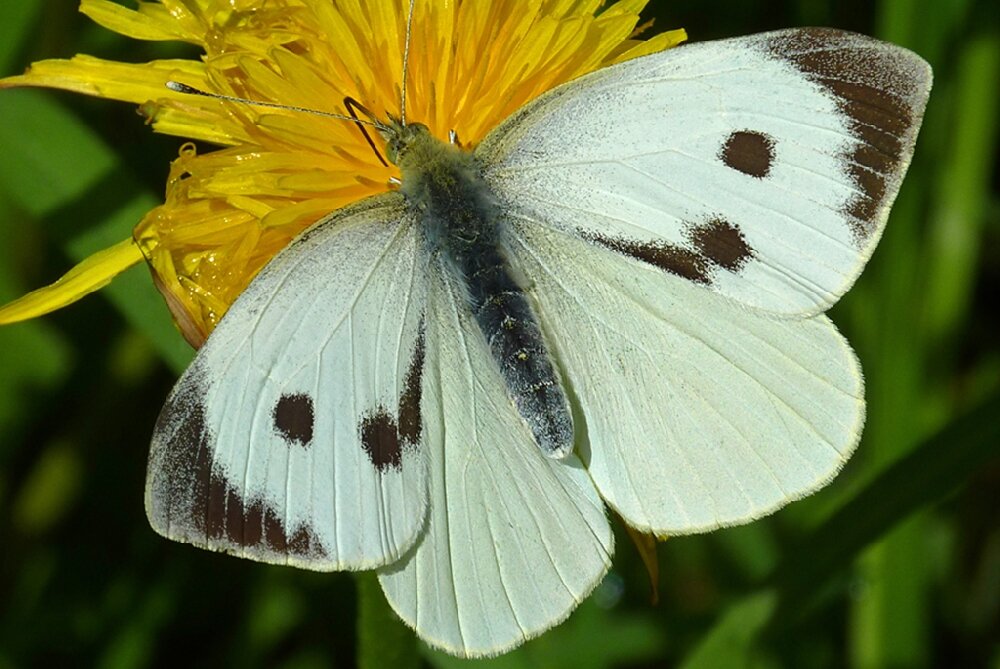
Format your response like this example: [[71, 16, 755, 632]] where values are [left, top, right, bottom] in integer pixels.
[[762, 28, 931, 243], [145, 366, 328, 567]]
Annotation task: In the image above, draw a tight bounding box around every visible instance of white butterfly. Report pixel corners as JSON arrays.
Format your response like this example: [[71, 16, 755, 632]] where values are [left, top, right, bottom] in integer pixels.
[[147, 28, 931, 656]]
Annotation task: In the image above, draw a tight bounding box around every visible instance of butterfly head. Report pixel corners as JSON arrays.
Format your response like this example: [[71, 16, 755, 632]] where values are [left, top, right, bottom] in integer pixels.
[[380, 116, 433, 167]]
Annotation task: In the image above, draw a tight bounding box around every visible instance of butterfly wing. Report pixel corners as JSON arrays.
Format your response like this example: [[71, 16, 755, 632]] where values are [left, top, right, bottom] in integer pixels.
[[478, 28, 931, 315], [378, 264, 613, 657], [507, 222, 863, 533], [146, 194, 429, 570]]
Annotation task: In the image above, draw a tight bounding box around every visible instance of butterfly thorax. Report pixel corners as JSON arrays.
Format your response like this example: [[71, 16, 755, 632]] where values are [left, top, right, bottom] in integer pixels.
[[390, 123, 575, 458]]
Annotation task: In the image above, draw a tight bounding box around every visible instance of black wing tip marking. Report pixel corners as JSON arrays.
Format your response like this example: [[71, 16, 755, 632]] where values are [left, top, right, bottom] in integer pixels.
[[147, 368, 326, 563], [359, 325, 426, 473], [764, 28, 932, 243]]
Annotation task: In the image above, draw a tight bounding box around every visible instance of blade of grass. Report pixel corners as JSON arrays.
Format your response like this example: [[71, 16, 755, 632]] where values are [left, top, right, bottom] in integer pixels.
[[923, 31, 1000, 345], [0, 199, 71, 441], [679, 593, 776, 669], [851, 5, 998, 665], [842, 1, 963, 664], [680, 389, 1000, 664], [769, 389, 1000, 624]]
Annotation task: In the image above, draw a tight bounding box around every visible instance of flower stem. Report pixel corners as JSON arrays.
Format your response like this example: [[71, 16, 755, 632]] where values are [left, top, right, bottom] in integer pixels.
[[355, 572, 420, 669]]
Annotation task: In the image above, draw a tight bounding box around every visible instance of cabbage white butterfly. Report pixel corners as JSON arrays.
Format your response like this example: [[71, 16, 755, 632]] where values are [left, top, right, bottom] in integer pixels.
[[148, 20, 931, 657]]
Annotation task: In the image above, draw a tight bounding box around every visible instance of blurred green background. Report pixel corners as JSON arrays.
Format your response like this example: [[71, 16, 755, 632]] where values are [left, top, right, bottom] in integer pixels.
[[1, 0, 998, 667]]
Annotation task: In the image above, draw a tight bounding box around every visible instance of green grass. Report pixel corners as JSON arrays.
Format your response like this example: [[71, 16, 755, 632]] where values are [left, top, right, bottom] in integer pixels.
[[1, 0, 998, 667]]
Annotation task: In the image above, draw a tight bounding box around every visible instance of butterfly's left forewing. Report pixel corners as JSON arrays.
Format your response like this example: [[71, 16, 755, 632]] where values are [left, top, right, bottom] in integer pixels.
[[147, 194, 429, 570]]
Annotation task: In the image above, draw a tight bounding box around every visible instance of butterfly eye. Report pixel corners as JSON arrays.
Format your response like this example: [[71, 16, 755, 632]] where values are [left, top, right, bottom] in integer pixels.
[[719, 130, 777, 178], [272, 393, 315, 447], [385, 122, 434, 165]]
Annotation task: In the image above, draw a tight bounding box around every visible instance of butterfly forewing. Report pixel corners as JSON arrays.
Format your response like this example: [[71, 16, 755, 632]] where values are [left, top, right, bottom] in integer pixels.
[[478, 28, 931, 316], [147, 195, 429, 570]]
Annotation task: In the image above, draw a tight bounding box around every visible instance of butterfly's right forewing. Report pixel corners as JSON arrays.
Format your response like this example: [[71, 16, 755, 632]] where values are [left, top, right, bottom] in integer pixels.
[[147, 194, 429, 571], [478, 29, 931, 316]]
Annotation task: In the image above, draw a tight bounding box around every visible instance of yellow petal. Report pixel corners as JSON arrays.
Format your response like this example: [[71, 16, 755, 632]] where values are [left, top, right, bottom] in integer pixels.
[[80, 0, 200, 43], [0, 56, 246, 145], [613, 28, 689, 63], [0, 239, 144, 325]]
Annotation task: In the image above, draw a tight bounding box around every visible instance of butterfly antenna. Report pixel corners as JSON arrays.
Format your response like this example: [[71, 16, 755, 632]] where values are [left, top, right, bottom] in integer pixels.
[[165, 81, 386, 129], [400, 0, 416, 126], [344, 97, 389, 167]]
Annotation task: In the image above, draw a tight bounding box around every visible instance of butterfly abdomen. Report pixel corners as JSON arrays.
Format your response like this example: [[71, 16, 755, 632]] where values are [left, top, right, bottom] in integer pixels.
[[463, 244, 574, 458], [397, 127, 574, 458]]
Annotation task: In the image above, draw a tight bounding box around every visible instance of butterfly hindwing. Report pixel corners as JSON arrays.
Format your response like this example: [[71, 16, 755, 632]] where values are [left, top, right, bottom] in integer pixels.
[[378, 264, 613, 657], [508, 221, 864, 533], [146, 194, 429, 570], [479, 28, 931, 316]]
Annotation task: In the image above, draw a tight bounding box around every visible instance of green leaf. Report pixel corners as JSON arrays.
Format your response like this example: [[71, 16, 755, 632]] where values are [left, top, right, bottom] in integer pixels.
[[0, 90, 116, 217]]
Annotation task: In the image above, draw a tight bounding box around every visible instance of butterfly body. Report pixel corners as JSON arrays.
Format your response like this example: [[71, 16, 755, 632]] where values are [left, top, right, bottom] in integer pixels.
[[391, 122, 574, 457]]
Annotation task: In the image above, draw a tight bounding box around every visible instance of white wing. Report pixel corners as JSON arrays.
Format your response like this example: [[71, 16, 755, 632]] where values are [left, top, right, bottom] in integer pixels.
[[509, 221, 863, 533], [147, 194, 428, 570], [479, 28, 931, 315], [378, 265, 613, 658]]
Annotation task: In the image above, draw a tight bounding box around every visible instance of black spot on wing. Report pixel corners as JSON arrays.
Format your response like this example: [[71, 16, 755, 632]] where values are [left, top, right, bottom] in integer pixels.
[[273, 393, 314, 447], [148, 367, 325, 561], [720, 130, 776, 178], [584, 217, 754, 285], [766, 28, 929, 242], [691, 218, 754, 273], [360, 409, 403, 472], [359, 327, 425, 473], [398, 329, 425, 445]]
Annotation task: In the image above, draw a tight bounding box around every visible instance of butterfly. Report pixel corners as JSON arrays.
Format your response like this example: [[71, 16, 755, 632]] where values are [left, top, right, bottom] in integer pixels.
[[147, 27, 931, 656]]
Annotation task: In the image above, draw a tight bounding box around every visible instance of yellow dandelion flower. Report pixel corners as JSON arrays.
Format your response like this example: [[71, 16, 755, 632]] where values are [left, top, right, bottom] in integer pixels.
[[0, 0, 685, 346]]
